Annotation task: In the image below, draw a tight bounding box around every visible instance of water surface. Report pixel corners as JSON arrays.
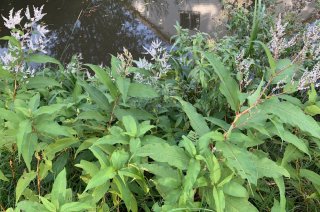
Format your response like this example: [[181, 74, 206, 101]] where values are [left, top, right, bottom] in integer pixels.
[[0, 0, 162, 64]]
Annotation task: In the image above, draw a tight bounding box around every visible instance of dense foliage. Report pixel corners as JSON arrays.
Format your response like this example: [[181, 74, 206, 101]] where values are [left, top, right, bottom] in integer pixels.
[[0, 2, 320, 212]]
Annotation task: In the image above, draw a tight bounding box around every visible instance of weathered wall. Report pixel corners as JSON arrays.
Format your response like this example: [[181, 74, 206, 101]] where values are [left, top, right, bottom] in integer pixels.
[[132, 0, 226, 38], [132, 0, 319, 39]]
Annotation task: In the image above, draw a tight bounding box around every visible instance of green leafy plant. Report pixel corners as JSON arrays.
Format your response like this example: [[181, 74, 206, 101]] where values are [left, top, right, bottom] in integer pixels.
[[0, 3, 320, 212]]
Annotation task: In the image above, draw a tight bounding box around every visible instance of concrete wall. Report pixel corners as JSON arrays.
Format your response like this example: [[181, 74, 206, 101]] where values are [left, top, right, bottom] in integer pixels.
[[132, 0, 226, 38], [132, 0, 318, 39]]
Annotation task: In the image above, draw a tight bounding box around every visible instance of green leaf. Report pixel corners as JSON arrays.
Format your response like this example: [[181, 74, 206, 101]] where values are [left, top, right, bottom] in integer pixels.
[[180, 159, 200, 204], [34, 104, 66, 116], [116, 77, 130, 103], [274, 177, 286, 212], [254, 40, 276, 72], [136, 143, 190, 170], [51, 169, 67, 209], [128, 83, 159, 98], [110, 55, 122, 78], [28, 93, 40, 111], [180, 136, 197, 157], [0, 108, 20, 123], [0, 170, 8, 181], [247, 0, 262, 55], [85, 167, 116, 191], [85, 64, 118, 99], [305, 105, 320, 116], [16, 201, 47, 211], [300, 169, 320, 185], [223, 181, 248, 198], [261, 99, 320, 139], [113, 175, 138, 212], [39, 196, 56, 212], [122, 115, 138, 137], [22, 133, 37, 171], [130, 137, 141, 154], [206, 117, 230, 130], [213, 186, 225, 212], [270, 122, 310, 156], [35, 121, 75, 137], [204, 53, 240, 111], [16, 171, 37, 204], [281, 144, 304, 166], [255, 157, 290, 179], [60, 202, 93, 212], [79, 79, 111, 111], [216, 142, 290, 185], [44, 138, 79, 160], [16, 119, 32, 161], [307, 84, 318, 104], [272, 59, 296, 84], [137, 121, 154, 137], [0, 66, 13, 79], [26, 76, 61, 89], [247, 78, 264, 107], [75, 160, 99, 177], [225, 196, 258, 212], [0, 36, 21, 49], [77, 111, 108, 122], [175, 97, 210, 136], [26, 54, 63, 70], [111, 149, 129, 170]]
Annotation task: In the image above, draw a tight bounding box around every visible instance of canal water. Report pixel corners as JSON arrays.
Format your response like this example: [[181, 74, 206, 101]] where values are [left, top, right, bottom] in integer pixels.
[[0, 0, 227, 64], [0, 0, 164, 64]]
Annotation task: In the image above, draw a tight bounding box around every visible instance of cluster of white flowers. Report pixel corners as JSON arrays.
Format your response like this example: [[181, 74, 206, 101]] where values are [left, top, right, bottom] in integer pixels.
[[269, 14, 298, 59], [66, 53, 83, 74], [133, 39, 171, 85], [298, 62, 320, 90], [0, 6, 50, 75], [301, 21, 320, 61], [235, 50, 254, 89]]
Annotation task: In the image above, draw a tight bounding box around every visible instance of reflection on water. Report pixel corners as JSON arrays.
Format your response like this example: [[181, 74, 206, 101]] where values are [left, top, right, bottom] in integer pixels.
[[132, 0, 227, 39], [0, 0, 228, 64], [0, 0, 162, 64]]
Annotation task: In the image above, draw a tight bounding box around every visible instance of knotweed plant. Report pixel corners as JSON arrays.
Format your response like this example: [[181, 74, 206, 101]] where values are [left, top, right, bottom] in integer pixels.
[[269, 14, 298, 60], [268, 14, 320, 92]]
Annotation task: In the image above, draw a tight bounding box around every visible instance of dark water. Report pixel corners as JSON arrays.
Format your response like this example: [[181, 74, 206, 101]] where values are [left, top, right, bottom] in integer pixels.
[[0, 0, 163, 64]]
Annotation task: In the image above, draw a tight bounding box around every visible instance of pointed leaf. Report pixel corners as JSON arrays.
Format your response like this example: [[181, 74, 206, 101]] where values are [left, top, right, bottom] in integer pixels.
[[136, 143, 190, 170], [128, 83, 158, 98], [85, 167, 116, 191], [85, 64, 118, 99], [51, 169, 67, 208], [175, 97, 210, 136], [16, 171, 37, 204], [204, 53, 240, 111]]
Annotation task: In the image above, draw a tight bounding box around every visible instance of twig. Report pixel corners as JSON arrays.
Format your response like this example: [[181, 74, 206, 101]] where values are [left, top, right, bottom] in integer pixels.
[[108, 96, 120, 128], [224, 62, 295, 140], [36, 153, 42, 196]]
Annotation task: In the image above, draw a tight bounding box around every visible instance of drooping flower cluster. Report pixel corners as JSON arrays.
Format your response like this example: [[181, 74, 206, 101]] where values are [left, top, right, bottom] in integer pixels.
[[0, 6, 50, 75], [235, 50, 254, 89], [269, 14, 298, 59], [298, 62, 320, 90], [301, 21, 320, 61]]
